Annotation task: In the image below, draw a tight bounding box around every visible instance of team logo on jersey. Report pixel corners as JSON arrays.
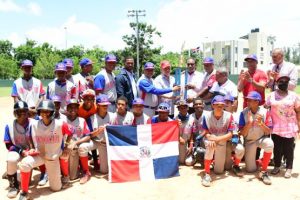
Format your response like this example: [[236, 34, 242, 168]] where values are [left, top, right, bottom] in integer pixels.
[[139, 146, 151, 158]]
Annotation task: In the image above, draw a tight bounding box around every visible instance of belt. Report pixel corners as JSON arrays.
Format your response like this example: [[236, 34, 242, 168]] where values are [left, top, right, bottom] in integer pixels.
[[144, 105, 156, 109]]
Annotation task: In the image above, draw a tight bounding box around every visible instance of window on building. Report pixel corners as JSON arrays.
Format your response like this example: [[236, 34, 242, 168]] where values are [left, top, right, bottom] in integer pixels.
[[261, 61, 263, 65], [212, 48, 214, 55], [235, 47, 238, 54], [243, 62, 247, 68], [261, 47, 264, 51], [243, 48, 249, 54], [235, 61, 238, 68], [222, 48, 225, 54]]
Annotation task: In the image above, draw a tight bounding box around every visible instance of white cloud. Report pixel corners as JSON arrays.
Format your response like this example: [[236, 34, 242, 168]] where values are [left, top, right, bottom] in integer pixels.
[[0, 0, 22, 12], [27, 2, 41, 16], [154, 0, 300, 52], [0, 0, 41, 15]]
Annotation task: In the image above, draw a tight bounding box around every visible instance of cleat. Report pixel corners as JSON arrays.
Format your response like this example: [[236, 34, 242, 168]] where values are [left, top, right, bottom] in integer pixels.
[[202, 173, 212, 187]]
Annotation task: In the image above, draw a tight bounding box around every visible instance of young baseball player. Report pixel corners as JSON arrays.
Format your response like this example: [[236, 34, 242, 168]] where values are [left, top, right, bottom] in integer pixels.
[[132, 98, 150, 125], [151, 102, 173, 123], [223, 95, 245, 177], [46, 62, 76, 114], [110, 96, 135, 125], [65, 99, 91, 184], [18, 100, 73, 200], [174, 100, 195, 165], [11, 59, 45, 116], [201, 95, 235, 187], [239, 91, 273, 185], [4, 101, 33, 198], [51, 95, 67, 121], [94, 54, 118, 112], [85, 94, 113, 174]]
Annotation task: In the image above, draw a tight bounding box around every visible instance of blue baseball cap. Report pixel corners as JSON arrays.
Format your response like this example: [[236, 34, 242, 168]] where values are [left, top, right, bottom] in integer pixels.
[[144, 62, 155, 69], [246, 91, 261, 102], [224, 94, 234, 102], [21, 59, 33, 67], [51, 95, 62, 102], [132, 98, 144, 105], [156, 102, 170, 112], [63, 58, 74, 68], [96, 94, 111, 105], [203, 57, 214, 64], [244, 54, 258, 62], [105, 54, 117, 62], [211, 95, 225, 105], [79, 58, 93, 67], [55, 62, 67, 72]]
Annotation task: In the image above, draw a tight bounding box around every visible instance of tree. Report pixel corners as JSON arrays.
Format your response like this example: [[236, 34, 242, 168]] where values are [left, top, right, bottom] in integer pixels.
[[14, 39, 40, 65], [0, 40, 14, 58], [0, 55, 19, 79], [122, 22, 162, 77], [34, 50, 61, 79]]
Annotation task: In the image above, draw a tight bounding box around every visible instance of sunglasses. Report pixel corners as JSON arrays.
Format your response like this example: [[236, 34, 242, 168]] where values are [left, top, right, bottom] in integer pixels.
[[187, 63, 195, 66]]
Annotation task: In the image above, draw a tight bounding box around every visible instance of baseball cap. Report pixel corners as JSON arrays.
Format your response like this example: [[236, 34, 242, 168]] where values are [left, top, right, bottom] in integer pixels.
[[246, 91, 262, 102], [79, 58, 93, 67], [160, 60, 171, 69], [105, 54, 117, 62], [63, 58, 74, 68], [177, 100, 188, 107], [276, 74, 290, 82], [132, 98, 144, 106], [21, 59, 33, 67], [211, 95, 225, 105], [156, 102, 170, 112], [67, 99, 79, 106], [51, 95, 62, 103], [55, 62, 67, 72], [96, 94, 111, 105], [244, 54, 258, 62], [144, 62, 155, 69], [224, 94, 234, 102], [81, 89, 96, 98], [203, 57, 214, 64]]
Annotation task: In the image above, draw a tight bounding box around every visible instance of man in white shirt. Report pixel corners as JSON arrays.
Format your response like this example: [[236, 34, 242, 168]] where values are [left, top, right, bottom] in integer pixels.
[[267, 48, 298, 91]]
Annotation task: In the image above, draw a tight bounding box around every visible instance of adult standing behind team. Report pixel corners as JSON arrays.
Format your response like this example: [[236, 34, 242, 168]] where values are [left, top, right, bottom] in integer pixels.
[[183, 58, 203, 113], [94, 54, 117, 112], [137, 62, 180, 117], [11, 59, 45, 116], [267, 48, 298, 91], [154, 60, 177, 118], [238, 54, 268, 108], [115, 57, 138, 108]]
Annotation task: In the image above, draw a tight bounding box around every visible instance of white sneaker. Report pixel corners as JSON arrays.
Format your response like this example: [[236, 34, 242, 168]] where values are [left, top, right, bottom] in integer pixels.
[[284, 169, 292, 178]]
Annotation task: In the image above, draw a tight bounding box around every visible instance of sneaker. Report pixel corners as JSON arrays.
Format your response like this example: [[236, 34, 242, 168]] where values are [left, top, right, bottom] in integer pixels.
[[284, 169, 292, 178], [61, 176, 70, 189], [259, 171, 272, 185], [201, 173, 212, 187], [38, 173, 48, 186], [271, 167, 280, 175], [2, 171, 7, 179], [18, 192, 30, 200], [80, 172, 91, 184], [232, 165, 244, 177], [7, 187, 19, 198]]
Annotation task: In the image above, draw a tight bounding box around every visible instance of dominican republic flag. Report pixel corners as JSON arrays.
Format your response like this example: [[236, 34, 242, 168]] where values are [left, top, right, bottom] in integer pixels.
[[105, 121, 180, 183]]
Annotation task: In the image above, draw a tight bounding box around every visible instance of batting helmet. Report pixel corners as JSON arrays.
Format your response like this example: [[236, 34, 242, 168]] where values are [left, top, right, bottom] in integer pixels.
[[37, 100, 55, 116], [67, 99, 79, 107], [14, 101, 29, 111]]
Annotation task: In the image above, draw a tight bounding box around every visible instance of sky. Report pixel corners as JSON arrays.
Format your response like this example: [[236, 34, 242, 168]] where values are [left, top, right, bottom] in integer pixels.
[[1, 0, 300, 53]]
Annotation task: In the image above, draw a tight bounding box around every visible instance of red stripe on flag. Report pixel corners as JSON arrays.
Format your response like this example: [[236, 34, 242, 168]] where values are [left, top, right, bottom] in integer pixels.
[[152, 121, 179, 144], [111, 160, 140, 182]]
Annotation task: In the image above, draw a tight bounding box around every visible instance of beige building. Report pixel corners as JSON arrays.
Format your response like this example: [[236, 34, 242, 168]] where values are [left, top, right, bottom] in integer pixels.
[[203, 28, 272, 74]]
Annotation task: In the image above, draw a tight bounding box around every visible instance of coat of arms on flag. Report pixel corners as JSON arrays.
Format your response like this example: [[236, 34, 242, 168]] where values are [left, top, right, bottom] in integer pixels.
[[105, 121, 180, 183]]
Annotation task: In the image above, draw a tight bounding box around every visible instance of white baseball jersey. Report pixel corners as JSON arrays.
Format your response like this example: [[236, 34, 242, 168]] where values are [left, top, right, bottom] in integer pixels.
[[31, 119, 73, 160], [181, 71, 203, 107], [89, 112, 114, 141], [209, 79, 238, 98], [47, 80, 76, 113], [110, 112, 134, 125], [94, 69, 117, 103], [154, 74, 175, 114], [11, 77, 45, 108], [190, 110, 209, 135], [137, 74, 158, 107], [175, 114, 194, 142], [66, 117, 90, 141], [133, 113, 150, 125]]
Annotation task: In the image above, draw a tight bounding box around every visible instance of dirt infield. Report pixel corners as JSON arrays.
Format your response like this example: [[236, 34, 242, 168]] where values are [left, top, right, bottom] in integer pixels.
[[0, 96, 300, 200]]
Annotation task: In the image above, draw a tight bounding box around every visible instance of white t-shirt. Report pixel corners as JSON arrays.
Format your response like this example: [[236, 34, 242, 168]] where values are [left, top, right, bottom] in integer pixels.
[[209, 79, 238, 98]]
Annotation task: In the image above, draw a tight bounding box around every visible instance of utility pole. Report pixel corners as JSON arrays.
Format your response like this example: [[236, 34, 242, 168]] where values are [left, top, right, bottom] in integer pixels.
[[127, 10, 146, 78], [64, 27, 68, 49]]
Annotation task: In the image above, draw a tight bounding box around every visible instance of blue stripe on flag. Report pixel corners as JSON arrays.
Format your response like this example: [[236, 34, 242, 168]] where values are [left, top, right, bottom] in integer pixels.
[[153, 156, 179, 179], [106, 125, 138, 146]]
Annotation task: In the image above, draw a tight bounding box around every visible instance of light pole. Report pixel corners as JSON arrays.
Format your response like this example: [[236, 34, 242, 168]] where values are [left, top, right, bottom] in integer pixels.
[[64, 27, 67, 49], [127, 10, 146, 78]]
